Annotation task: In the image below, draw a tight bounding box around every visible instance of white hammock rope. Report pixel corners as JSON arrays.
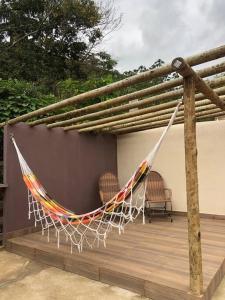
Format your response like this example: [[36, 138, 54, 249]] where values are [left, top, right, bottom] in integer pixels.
[[11, 101, 182, 253]]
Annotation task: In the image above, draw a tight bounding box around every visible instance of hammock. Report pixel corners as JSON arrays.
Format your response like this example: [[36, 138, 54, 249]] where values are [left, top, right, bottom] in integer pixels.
[[11, 101, 181, 252]]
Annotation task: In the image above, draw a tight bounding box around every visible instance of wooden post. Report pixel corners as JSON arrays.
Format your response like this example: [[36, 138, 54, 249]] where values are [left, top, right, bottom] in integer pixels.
[[183, 76, 203, 296]]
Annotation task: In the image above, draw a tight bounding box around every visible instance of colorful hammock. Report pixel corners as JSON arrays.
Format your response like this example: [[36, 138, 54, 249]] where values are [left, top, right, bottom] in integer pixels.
[[12, 101, 181, 252]]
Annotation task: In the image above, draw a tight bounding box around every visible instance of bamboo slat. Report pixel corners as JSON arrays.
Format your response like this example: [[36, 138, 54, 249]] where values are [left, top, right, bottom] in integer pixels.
[[75, 90, 225, 134], [111, 110, 224, 135], [103, 103, 221, 132], [49, 75, 225, 129], [1, 44, 225, 127], [63, 78, 225, 132], [80, 89, 225, 133], [30, 61, 225, 126]]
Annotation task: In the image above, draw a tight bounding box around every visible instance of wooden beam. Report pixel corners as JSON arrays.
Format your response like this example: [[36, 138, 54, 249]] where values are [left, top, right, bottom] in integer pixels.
[[183, 76, 203, 295], [29, 61, 225, 126], [112, 111, 225, 135], [30, 77, 184, 126], [0, 66, 172, 128], [63, 100, 178, 132], [0, 66, 172, 127], [172, 57, 225, 110], [51, 88, 185, 129], [103, 102, 222, 132], [1, 44, 225, 127], [81, 105, 216, 133], [80, 95, 225, 133], [110, 108, 223, 134], [74, 86, 225, 133], [49, 75, 225, 130]]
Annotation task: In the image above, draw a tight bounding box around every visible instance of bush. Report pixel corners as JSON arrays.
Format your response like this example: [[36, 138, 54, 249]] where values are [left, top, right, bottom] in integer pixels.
[[0, 79, 58, 123], [0, 79, 58, 160]]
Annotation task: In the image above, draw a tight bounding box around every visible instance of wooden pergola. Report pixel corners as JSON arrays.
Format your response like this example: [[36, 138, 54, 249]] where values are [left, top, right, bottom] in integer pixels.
[[2, 44, 225, 297]]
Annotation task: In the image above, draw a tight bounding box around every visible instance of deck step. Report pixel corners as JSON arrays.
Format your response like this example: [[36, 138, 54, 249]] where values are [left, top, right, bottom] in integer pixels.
[[5, 217, 225, 300]]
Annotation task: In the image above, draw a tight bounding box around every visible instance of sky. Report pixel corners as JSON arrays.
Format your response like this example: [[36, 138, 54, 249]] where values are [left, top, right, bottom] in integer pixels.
[[99, 0, 225, 72]]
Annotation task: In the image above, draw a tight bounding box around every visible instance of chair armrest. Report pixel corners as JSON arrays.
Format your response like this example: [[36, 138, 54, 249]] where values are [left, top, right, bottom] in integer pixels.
[[164, 188, 172, 200]]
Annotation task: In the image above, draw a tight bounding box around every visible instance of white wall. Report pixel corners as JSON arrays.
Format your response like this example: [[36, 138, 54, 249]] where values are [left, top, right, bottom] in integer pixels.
[[117, 120, 225, 215]]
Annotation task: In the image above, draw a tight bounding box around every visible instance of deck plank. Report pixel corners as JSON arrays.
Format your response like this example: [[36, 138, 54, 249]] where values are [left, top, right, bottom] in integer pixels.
[[6, 216, 225, 300]]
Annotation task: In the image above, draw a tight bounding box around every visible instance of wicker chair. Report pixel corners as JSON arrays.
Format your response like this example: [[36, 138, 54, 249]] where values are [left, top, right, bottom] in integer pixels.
[[145, 171, 173, 222], [99, 172, 120, 204]]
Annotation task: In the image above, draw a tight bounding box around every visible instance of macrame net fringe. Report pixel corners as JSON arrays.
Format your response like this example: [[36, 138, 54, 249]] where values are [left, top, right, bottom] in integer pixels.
[[12, 101, 181, 253]]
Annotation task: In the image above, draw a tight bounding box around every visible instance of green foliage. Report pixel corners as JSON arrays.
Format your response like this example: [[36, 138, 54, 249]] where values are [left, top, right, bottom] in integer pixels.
[[0, 1, 182, 163], [0, 58, 178, 126], [56, 59, 177, 110], [56, 73, 123, 108], [0, 79, 57, 124], [0, 0, 119, 84], [56, 74, 117, 99], [0, 59, 178, 160], [0, 79, 59, 159]]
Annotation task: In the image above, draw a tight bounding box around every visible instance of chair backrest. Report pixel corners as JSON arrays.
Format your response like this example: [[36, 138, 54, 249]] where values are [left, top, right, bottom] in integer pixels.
[[145, 171, 166, 202], [98, 172, 120, 204]]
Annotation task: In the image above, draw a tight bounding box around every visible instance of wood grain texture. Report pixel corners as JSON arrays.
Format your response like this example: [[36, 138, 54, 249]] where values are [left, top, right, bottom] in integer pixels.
[[2, 44, 225, 127], [172, 57, 225, 110], [29, 61, 225, 127], [76, 82, 225, 134], [6, 216, 225, 300], [63, 78, 225, 132], [184, 76, 203, 295]]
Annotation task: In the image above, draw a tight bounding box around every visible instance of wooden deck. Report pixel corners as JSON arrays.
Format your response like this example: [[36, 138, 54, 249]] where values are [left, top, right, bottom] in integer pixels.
[[5, 216, 225, 300]]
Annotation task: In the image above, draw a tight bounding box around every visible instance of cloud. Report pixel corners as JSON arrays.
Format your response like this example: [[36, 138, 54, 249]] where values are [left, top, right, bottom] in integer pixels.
[[99, 0, 225, 72]]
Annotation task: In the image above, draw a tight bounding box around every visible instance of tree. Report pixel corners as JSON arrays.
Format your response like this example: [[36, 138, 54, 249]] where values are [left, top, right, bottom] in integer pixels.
[[0, 0, 121, 85]]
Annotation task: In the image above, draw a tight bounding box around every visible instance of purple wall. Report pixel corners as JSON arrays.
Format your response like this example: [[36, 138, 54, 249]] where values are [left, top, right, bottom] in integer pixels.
[[3, 123, 117, 234]]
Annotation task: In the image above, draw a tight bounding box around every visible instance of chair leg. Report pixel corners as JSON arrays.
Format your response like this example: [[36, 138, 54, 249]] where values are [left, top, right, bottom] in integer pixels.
[[165, 201, 173, 222], [147, 202, 173, 223], [170, 202, 173, 222], [148, 203, 152, 223], [144, 201, 151, 223]]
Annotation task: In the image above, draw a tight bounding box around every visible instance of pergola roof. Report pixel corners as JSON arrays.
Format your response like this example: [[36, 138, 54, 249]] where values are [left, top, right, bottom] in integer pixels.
[[1, 44, 225, 134]]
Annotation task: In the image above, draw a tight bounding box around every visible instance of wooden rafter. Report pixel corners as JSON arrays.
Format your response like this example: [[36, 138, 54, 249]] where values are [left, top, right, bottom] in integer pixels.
[[64, 81, 225, 132], [110, 109, 224, 135], [29, 60, 225, 127], [48, 75, 225, 130], [172, 57, 225, 110], [1, 44, 225, 128], [102, 102, 223, 133]]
